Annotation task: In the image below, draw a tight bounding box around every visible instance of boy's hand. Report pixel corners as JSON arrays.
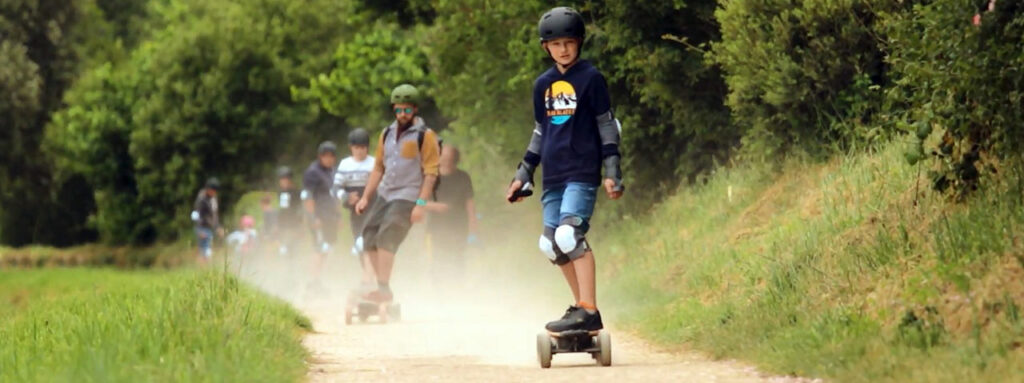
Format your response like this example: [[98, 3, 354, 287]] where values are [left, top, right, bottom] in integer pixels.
[[347, 192, 360, 207], [506, 180, 525, 203], [604, 178, 624, 200], [355, 197, 369, 215], [411, 205, 426, 224]]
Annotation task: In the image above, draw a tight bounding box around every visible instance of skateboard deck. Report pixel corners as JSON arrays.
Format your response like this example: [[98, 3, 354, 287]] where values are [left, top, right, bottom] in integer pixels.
[[547, 330, 600, 338], [344, 291, 400, 324]]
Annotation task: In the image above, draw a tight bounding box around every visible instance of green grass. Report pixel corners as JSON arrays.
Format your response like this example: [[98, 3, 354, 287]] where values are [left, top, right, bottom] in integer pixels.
[[0, 269, 310, 383], [0, 243, 194, 269], [599, 141, 1024, 382]]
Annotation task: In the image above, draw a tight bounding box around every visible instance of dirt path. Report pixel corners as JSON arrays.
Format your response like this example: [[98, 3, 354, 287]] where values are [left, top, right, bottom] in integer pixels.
[[233, 234, 815, 383], [295, 297, 813, 383]]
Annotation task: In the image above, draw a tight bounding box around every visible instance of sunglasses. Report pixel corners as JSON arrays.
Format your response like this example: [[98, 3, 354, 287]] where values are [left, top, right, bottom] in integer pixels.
[[394, 107, 414, 115]]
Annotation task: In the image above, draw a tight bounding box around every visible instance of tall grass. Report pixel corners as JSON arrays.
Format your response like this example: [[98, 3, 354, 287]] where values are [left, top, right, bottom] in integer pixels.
[[599, 141, 1024, 382], [0, 243, 194, 269], [0, 269, 310, 383]]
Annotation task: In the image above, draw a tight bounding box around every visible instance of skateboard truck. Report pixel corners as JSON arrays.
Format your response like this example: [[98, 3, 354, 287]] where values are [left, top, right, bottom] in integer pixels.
[[344, 290, 402, 325], [536, 329, 612, 368]]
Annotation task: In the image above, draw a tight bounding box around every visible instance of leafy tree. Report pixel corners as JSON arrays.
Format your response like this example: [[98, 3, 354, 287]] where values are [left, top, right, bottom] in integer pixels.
[[422, 0, 733, 204], [424, 0, 545, 159], [354, 0, 435, 27], [0, 0, 99, 246], [47, 63, 144, 242], [882, 0, 1024, 197], [587, 0, 732, 201], [48, 0, 353, 243], [714, 0, 896, 160], [299, 21, 433, 131]]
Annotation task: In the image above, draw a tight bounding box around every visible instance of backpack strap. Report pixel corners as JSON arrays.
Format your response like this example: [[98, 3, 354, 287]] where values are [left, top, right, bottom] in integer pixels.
[[385, 127, 440, 155]]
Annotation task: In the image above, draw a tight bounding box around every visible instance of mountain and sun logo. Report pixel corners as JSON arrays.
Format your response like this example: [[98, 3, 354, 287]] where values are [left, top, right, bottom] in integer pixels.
[[545, 80, 577, 125]]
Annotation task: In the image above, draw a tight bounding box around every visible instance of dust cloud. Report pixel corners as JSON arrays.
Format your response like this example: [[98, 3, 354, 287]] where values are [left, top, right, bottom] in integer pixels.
[[228, 207, 814, 382]]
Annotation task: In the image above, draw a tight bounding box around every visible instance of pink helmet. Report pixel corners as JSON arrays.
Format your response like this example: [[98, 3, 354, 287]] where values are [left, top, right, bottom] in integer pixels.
[[240, 215, 255, 229]]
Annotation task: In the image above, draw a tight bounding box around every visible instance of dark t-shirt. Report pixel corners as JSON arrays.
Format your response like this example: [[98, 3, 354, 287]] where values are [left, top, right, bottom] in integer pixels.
[[277, 188, 302, 227], [193, 190, 219, 229], [428, 169, 474, 239], [303, 161, 340, 221]]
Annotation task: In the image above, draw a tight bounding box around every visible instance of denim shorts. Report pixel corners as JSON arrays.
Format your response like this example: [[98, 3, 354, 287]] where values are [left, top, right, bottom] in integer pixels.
[[196, 227, 213, 258], [541, 182, 598, 232]]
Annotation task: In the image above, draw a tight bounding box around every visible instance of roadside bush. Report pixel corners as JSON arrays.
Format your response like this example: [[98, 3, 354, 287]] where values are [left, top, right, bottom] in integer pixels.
[[881, 0, 1024, 198], [714, 0, 897, 160]]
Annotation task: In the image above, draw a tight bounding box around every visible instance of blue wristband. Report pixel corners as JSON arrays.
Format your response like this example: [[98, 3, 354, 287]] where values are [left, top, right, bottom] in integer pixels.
[[416, 198, 427, 206]]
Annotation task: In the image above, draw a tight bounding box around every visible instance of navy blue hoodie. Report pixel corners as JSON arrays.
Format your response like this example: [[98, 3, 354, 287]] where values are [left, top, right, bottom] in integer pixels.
[[525, 60, 616, 190]]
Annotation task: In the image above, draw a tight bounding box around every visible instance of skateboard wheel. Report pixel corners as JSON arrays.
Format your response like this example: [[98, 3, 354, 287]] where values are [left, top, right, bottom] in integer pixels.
[[388, 303, 402, 321], [377, 303, 390, 323], [596, 332, 612, 366], [536, 333, 553, 368]]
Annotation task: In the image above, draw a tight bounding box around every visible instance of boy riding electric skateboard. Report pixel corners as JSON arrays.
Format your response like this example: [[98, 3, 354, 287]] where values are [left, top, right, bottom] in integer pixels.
[[507, 6, 625, 336]]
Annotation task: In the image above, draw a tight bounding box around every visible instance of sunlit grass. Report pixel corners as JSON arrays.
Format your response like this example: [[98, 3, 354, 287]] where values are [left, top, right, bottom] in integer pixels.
[[0, 269, 310, 383], [601, 141, 1024, 382]]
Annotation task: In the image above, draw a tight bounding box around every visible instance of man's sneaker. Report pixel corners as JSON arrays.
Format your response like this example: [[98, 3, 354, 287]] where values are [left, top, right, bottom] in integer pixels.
[[545, 308, 604, 332]]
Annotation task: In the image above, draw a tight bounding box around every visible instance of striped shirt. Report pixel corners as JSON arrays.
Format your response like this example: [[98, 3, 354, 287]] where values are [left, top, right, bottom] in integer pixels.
[[333, 155, 375, 205]]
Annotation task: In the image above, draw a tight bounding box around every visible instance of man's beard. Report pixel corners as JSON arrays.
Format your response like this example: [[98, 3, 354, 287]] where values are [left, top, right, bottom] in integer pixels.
[[398, 116, 414, 129]]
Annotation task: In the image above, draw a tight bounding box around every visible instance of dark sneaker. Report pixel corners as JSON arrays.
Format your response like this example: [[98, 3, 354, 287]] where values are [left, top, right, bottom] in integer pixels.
[[546, 308, 604, 332], [559, 305, 580, 319]]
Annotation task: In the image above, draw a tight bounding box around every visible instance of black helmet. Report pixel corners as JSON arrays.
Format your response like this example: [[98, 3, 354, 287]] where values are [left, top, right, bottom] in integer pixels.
[[348, 128, 370, 146], [276, 166, 292, 178], [318, 141, 338, 155], [205, 177, 221, 190], [538, 7, 585, 43]]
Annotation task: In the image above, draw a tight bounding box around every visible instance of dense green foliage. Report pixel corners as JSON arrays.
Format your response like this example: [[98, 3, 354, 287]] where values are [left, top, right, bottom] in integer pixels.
[[7, 0, 1024, 246], [0, 269, 310, 382], [46, 0, 351, 243], [881, 0, 1024, 197], [714, 0, 894, 158], [299, 21, 432, 130], [0, 0, 98, 245]]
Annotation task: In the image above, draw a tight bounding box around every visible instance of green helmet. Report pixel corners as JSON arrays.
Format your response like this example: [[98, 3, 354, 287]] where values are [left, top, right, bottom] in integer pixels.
[[390, 84, 420, 105]]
